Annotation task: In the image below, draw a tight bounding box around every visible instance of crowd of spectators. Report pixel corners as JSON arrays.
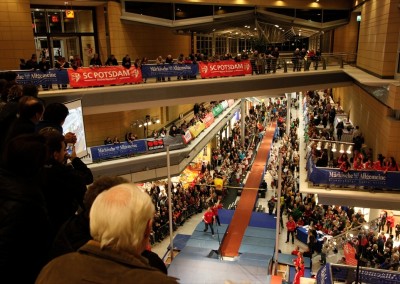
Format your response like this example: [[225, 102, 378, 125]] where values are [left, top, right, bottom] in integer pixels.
[[144, 100, 269, 244], [15, 46, 325, 91], [303, 90, 399, 173], [0, 75, 96, 282], [269, 90, 400, 274]]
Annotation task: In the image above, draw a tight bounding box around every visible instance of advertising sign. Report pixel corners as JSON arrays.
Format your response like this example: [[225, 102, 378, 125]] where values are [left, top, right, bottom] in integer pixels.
[[212, 104, 224, 117], [67, 66, 142, 87], [202, 113, 215, 128], [90, 140, 147, 162], [316, 263, 333, 284], [308, 157, 400, 189], [182, 130, 193, 144], [198, 60, 252, 78], [16, 69, 69, 86], [141, 63, 198, 78], [189, 121, 205, 138], [146, 138, 164, 151]]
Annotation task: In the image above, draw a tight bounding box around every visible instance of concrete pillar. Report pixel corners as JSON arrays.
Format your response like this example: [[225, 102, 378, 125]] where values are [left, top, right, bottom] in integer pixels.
[[368, 208, 381, 223]]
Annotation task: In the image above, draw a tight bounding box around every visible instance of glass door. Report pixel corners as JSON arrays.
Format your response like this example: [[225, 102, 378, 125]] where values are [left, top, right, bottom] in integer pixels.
[[50, 36, 80, 65]]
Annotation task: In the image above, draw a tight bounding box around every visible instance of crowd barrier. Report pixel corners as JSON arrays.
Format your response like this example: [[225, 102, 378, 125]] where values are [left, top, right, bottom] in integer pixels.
[[317, 263, 400, 284], [306, 156, 400, 190], [89, 99, 235, 162], [12, 60, 252, 87]]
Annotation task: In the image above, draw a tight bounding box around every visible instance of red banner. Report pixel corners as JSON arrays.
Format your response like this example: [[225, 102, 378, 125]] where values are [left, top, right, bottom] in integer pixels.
[[198, 60, 252, 79], [343, 242, 357, 266], [67, 66, 142, 87], [202, 113, 215, 128]]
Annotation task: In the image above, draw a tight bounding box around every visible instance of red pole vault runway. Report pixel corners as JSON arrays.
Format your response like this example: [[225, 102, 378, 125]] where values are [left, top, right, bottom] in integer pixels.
[[220, 122, 276, 257]]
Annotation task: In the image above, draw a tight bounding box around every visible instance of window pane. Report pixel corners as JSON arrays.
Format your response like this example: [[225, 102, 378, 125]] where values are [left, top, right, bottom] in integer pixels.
[[48, 10, 63, 33], [32, 10, 47, 33], [75, 10, 94, 33]]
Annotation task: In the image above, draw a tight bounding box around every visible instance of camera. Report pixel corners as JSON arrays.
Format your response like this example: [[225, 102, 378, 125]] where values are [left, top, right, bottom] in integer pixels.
[[66, 143, 74, 156]]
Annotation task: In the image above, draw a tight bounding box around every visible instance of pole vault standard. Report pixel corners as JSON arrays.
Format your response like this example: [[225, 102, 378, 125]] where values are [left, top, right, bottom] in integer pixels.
[[274, 151, 282, 275]]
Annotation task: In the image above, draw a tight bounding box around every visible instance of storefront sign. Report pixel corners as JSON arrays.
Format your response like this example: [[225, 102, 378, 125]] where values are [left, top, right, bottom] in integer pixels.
[[198, 60, 252, 78], [141, 63, 198, 78], [202, 113, 215, 128], [90, 140, 147, 162], [67, 66, 142, 87], [66, 10, 75, 19], [15, 69, 69, 86]]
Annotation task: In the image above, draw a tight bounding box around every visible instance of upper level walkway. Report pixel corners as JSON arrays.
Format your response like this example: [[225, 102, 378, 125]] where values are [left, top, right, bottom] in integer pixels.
[[39, 65, 398, 116]]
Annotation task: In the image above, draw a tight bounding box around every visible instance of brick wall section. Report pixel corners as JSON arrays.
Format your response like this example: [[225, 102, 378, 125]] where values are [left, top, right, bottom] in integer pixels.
[[357, 0, 400, 78], [0, 0, 35, 70]]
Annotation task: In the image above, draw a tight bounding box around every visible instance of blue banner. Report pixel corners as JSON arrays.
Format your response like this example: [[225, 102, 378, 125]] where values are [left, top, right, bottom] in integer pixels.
[[316, 263, 333, 284], [141, 63, 198, 78], [330, 264, 400, 284], [15, 69, 69, 85], [90, 140, 148, 161], [307, 157, 400, 190]]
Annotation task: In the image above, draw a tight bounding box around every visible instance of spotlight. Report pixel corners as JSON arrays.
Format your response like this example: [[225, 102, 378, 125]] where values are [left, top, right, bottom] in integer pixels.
[[331, 143, 337, 152], [346, 145, 353, 154], [316, 141, 322, 151], [339, 144, 345, 154]]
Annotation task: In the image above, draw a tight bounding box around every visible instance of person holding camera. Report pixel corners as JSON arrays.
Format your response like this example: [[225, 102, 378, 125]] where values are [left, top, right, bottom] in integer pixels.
[[40, 130, 93, 242]]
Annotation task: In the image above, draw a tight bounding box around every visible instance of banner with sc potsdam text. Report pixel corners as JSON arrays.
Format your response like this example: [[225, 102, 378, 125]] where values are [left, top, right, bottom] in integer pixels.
[[307, 157, 400, 189], [141, 63, 198, 78], [198, 60, 252, 78], [67, 66, 142, 87]]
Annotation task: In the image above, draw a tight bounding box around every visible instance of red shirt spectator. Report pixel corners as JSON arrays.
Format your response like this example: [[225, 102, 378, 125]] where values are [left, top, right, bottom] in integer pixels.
[[287, 218, 296, 232], [203, 209, 214, 224], [212, 203, 223, 216]]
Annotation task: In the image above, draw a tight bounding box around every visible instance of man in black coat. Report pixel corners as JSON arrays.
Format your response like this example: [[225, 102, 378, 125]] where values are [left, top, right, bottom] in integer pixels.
[[0, 134, 51, 283], [41, 130, 93, 241]]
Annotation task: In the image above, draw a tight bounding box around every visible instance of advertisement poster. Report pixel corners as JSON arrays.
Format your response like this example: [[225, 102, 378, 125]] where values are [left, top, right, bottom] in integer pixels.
[[198, 60, 252, 78], [68, 66, 142, 87]]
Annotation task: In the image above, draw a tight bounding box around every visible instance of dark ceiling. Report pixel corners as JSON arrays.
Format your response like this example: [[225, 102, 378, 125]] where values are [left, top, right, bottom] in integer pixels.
[[122, 1, 351, 42]]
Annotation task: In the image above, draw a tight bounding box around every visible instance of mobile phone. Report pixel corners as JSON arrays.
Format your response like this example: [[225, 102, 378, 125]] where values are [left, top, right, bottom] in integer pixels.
[[66, 143, 74, 155]]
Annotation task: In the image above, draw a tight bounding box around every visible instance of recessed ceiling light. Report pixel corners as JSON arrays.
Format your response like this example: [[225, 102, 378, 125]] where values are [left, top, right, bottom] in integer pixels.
[[275, 24, 279, 28]]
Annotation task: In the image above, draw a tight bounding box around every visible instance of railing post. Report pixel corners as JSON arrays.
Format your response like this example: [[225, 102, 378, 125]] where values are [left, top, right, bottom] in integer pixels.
[[322, 57, 327, 70], [340, 57, 344, 69], [305, 60, 311, 71], [283, 59, 287, 73]]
